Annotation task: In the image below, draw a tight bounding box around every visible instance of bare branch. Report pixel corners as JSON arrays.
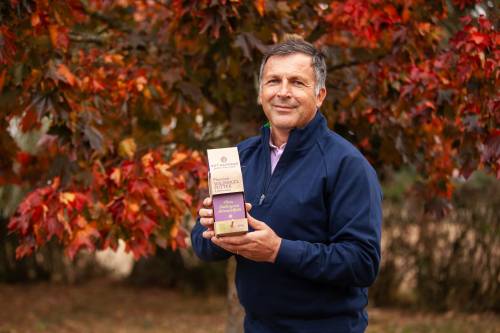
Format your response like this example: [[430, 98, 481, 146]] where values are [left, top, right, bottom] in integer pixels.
[[69, 33, 107, 45]]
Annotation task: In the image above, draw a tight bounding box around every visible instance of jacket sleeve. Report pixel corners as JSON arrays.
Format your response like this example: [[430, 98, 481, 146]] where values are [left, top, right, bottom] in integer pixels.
[[190, 217, 233, 261], [274, 156, 382, 287]]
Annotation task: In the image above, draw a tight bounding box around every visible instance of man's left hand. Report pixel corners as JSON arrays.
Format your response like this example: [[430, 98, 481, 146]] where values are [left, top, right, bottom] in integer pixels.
[[211, 212, 282, 263]]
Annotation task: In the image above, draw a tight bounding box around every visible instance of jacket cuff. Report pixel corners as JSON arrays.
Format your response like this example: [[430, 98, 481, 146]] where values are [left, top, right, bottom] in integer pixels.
[[275, 239, 303, 269]]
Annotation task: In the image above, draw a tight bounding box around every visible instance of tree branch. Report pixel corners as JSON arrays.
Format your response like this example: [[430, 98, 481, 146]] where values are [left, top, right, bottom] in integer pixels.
[[80, 5, 132, 34], [69, 33, 107, 45], [329, 52, 391, 72]]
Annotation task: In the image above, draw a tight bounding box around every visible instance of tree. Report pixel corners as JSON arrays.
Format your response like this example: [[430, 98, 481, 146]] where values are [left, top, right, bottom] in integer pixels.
[[1, 0, 498, 264]]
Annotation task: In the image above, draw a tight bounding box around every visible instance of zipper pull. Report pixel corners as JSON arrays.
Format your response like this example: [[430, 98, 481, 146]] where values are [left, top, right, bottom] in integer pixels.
[[258, 194, 265, 205]]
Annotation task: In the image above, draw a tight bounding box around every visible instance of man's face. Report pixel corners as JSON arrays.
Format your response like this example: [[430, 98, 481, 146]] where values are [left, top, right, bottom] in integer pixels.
[[258, 53, 326, 131]]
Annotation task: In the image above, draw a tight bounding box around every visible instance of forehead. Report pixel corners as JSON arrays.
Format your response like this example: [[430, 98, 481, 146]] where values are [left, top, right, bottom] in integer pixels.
[[262, 53, 314, 79]]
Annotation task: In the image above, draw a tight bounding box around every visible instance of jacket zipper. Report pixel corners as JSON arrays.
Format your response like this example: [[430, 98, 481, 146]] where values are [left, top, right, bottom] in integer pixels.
[[258, 193, 266, 205], [258, 151, 277, 206]]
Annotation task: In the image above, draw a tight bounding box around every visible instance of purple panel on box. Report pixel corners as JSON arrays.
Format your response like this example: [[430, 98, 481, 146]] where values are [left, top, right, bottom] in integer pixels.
[[213, 193, 246, 221]]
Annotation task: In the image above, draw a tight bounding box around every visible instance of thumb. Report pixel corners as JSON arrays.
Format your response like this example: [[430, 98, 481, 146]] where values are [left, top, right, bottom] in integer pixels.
[[247, 213, 267, 230]]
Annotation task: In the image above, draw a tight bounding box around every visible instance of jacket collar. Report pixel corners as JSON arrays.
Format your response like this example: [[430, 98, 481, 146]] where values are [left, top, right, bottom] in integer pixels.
[[261, 110, 327, 159]]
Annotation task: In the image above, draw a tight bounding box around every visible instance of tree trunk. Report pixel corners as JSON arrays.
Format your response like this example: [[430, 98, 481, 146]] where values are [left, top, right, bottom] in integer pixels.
[[225, 257, 244, 333]]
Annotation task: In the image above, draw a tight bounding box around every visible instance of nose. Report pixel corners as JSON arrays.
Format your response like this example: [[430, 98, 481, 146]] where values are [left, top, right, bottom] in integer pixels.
[[276, 80, 291, 98]]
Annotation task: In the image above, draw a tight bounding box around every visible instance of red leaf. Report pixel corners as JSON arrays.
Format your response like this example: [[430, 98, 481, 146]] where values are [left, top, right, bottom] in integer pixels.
[[126, 235, 154, 260], [129, 179, 149, 195], [470, 32, 489, 46], [46, 216, 64, 240], [20, 110, 40, 132], [15, 242, 35, 259], [0, 26, 16, 65], [147, 188, 170, 216], [16, 151, 33, 166], [459, 15, 473, 26], [73, 193, 90, 212], [107, 196, 125, 221], [0, 68, 7, 92], [121, 161, 135, 179], [66, 221, 100, 260], [483, 130, 500, 164], [137, 214, 157, 238], [175, 227, 187, 249], [8, 215, 30, 235], [478, 16, 492, 30]]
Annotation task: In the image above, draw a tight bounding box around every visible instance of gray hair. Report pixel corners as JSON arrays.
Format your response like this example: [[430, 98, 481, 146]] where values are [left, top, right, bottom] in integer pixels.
[[258, 35, 327, 96]]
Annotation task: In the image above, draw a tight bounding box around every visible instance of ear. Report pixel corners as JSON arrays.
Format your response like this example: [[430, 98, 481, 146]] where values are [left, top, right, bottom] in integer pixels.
[[316, 87, 327, 108], [257, 91, 262, 105]]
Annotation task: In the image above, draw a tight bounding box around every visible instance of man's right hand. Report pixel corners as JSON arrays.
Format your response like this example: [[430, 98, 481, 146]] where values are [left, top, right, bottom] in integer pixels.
[[198, 197, 215, 239]]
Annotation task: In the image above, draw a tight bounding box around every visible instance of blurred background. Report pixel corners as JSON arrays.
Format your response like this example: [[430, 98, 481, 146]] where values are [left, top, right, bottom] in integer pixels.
[[0, 0, 498, 332]]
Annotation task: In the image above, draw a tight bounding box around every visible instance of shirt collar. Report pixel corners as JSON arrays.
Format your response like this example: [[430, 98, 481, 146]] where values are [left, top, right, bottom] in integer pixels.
[[269, 130, 287, 150]]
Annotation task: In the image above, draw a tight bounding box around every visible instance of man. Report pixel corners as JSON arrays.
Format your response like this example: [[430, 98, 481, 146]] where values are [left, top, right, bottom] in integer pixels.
[[191, 36, 382, 333]]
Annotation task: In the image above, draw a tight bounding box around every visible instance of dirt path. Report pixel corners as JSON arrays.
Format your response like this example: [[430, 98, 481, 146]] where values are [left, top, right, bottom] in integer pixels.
[[0, 279, 498, 333], [0, 279, 226, 333]]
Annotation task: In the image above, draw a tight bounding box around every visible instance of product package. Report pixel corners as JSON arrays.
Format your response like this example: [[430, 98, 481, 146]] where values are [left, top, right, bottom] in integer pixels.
[[207, 147, 248, 237]]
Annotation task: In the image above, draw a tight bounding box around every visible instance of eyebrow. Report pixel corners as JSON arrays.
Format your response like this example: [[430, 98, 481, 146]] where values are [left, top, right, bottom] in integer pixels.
[[264, 74, 311, 82]]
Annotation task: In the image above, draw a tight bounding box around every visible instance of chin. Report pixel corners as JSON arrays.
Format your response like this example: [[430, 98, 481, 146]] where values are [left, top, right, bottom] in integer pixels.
[[270, 120, 297, 130], [270, 115, 299, 128]]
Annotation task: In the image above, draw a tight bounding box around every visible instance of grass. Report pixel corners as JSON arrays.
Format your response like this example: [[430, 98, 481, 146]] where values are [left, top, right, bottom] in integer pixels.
[[0, 279, 498, 333]]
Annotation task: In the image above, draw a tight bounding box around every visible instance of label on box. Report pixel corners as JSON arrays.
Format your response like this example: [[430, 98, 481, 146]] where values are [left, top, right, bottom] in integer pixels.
[[207, 147, 244, 196], [213, 193, 246, 221]]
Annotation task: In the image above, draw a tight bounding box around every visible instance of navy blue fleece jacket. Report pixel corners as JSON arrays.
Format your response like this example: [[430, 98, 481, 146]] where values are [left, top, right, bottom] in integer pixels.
[[191, 111, 382, 333]]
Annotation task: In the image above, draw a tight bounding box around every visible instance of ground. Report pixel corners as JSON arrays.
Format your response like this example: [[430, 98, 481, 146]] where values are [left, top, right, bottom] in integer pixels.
[[0, 279, 498, 333]]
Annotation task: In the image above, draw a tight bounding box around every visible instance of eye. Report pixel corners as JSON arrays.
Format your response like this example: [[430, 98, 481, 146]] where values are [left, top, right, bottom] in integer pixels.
[[292, 80, 305, 86], [266, 79, 279, 84]]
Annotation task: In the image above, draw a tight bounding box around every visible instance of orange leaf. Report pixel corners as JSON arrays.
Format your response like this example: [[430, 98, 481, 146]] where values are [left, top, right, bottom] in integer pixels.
[[168, 151, 188, 167], [470, 32, 489, 46], [118, 138, 137, 159], [56, 64, 76, 86], [66, 221, 100, 260], [31, 12, 41, 27], [254, 0, 265, 16], [48, 24, 69, 51], [110, 167, 122, 186], [59, 192, 76, 205]]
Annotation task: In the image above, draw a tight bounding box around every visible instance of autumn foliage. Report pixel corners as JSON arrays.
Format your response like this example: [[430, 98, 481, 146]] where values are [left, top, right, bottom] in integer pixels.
[[8, 150, 206, 259], [1, 0, 498, 259]]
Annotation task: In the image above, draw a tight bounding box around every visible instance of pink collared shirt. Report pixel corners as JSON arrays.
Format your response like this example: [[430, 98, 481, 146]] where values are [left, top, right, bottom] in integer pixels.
[[269, 136, 286, 174]]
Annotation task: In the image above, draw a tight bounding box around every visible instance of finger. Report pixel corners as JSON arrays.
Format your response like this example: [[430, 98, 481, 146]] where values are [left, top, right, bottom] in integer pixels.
[[212, 239, 252, 256], [200, 217, 214, 228], [245, 202, 252, 212], [202, 230, 215, 239], [247, 213, 267, 230], [215, 235, 251, 246], [199, 208, 213, 218], [211, 237, 237, 253], [203, 197, 212, 207]]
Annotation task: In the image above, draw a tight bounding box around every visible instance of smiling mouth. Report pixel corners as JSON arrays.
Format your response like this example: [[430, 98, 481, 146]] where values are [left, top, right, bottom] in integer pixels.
[[273, 105, 296, 110]]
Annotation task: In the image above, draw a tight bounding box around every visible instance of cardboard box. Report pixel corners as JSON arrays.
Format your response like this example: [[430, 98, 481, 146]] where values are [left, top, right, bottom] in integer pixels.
[[207, 147, 248, 237]]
